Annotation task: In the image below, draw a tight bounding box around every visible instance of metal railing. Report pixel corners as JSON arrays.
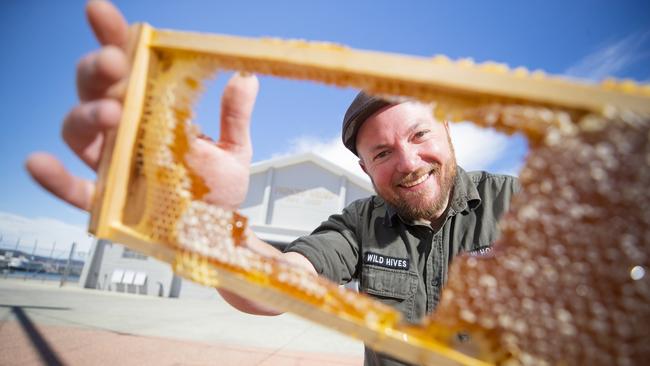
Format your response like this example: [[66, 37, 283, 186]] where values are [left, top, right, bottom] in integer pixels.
[[0, 239, 87, 286]]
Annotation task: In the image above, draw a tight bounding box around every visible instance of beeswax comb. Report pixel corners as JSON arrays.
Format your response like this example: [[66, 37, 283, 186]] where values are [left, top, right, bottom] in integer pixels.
[[89, 23, 650, 365]]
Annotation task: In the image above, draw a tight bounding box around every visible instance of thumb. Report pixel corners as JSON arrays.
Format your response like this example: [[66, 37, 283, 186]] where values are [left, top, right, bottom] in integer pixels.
[[218, 73, 259, 155]]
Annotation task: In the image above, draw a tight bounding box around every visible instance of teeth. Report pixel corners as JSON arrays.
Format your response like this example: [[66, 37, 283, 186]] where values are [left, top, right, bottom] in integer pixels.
[[401, 173, 429, 188]]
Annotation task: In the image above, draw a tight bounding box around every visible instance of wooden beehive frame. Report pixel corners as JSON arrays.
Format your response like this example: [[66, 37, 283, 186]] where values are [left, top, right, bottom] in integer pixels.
[[88, 23, 650, 366]]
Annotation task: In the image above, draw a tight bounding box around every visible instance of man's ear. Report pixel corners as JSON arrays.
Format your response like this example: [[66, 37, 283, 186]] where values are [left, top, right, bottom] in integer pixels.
[[358, 159, 368, 175]]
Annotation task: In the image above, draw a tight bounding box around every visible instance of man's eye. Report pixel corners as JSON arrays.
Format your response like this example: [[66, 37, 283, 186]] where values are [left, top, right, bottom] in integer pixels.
[[414, 130, 430, 139], [374, 151, 389, 160]]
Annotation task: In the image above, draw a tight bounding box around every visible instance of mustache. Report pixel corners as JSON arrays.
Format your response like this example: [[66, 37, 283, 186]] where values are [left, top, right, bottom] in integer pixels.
[[395, 163, 441, 186]]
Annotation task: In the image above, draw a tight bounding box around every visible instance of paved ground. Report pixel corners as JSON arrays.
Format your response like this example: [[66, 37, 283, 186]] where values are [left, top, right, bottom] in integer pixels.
[[0, 279, 363, 365]]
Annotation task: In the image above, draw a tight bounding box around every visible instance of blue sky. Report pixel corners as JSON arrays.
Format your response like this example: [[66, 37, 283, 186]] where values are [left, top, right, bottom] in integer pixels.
[[0, 0, 649, 239]]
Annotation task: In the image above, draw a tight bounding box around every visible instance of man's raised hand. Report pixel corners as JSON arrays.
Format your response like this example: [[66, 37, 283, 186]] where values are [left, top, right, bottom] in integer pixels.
[[26, 0, 259, 214]]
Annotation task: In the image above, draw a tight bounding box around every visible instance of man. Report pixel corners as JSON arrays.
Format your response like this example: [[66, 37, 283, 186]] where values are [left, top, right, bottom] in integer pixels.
[[283, 94, 519, 365], [26, 2, 519, 365]]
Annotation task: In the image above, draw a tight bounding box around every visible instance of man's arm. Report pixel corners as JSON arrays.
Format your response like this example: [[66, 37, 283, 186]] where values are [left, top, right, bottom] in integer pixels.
[[25, 0, 316, 316], [218, 232, 317, 315]]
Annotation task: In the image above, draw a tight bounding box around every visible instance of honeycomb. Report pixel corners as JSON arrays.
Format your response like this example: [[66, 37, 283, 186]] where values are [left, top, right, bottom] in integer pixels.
[[93, 25, 650, 366], [430, 110, 649, 365], [123, 50, 216, 243]]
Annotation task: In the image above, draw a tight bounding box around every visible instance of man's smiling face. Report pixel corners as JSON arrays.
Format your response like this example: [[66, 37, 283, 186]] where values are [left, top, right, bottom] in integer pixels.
[[356, 102, 457, 222]]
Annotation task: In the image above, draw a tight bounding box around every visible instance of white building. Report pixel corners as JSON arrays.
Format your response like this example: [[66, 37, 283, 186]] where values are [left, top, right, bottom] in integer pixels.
[[79, 152, 374, 299]]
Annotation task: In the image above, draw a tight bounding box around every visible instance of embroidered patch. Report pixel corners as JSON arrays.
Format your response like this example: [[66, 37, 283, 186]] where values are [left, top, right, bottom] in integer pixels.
[[364, 251, 410, 270], [468, 246, 492, 257]]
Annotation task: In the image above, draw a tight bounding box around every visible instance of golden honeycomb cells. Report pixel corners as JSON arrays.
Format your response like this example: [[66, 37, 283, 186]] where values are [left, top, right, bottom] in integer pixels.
[[175, 200, 402, 330], [123, 50, 220, 244], [431, 112, 650, 365]]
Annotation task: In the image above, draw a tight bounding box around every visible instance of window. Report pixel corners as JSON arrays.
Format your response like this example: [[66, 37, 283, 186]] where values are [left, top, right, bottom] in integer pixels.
[[122, 247, 147, 260]]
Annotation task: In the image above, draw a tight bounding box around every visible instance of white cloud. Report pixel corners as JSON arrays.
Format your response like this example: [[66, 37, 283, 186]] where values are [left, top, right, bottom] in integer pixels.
[[272, 136, 369, 181], [448, 122, 511, 171], [0, 211, 93, 259], [272, 122, 523, 179], [564, 31, 650, 81]]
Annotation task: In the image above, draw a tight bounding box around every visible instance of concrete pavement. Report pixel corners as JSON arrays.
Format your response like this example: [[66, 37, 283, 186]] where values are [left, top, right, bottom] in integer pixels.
[[0, 279, 363, 365]]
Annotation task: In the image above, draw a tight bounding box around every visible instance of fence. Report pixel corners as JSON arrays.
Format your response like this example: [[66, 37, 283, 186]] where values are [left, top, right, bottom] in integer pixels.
[[0, 239, 87, 286]]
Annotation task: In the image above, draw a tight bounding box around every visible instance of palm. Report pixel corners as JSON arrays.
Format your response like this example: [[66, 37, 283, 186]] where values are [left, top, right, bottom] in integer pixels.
[[186, 138, 251, 211]]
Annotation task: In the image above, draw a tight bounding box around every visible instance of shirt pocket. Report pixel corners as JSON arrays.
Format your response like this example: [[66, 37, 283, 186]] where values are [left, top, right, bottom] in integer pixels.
[[361, 265, 419, 321]]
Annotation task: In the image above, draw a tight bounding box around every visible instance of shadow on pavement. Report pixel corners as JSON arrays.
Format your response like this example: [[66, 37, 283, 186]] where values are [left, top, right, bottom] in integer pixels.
[[9, 306, 66, 366]]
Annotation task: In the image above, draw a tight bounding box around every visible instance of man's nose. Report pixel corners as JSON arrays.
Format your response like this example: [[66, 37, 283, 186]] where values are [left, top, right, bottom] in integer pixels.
[[395, 147, 420, 173]]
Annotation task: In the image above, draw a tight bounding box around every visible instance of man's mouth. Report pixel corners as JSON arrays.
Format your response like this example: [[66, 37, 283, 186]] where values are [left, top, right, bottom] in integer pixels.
[[398, 171, 431, 188]]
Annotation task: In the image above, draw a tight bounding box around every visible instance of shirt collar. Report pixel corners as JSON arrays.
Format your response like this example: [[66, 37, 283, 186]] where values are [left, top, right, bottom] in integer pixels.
[[384, 166, 482, 227]]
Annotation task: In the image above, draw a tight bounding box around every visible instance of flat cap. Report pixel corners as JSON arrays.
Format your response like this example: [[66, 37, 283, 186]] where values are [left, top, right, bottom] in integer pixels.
[[342, 91, 391, 156]]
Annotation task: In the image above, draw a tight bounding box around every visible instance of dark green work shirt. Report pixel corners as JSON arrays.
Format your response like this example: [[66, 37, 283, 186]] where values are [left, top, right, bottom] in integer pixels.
[[284, 167, 520, 366]]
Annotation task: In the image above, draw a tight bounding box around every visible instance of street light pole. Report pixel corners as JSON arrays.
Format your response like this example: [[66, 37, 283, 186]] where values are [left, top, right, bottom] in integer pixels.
[[60, 242, 76, 287]]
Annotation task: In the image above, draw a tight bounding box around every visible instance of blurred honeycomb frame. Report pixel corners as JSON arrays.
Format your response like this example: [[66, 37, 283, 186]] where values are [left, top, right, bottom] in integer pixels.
[[88, 23, 650, 366]]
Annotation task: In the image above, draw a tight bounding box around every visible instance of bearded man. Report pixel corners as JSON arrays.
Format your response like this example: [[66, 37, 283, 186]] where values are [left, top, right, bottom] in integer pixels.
[[282, 93, 520, 365]]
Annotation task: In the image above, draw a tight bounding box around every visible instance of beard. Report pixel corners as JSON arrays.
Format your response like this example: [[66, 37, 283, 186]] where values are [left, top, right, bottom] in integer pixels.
[[373, 149, 458, 223]]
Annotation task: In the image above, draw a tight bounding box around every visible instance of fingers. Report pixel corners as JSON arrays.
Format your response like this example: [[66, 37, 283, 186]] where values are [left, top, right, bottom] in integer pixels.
[[77, 45, 128, 101], [62, 99, 122, 169], [26, 153, 95, 212], [86, 0, 129, 48], [218, 73, 259, 156], [81, 2, 129, 102], [36, 1, 126, 211]]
